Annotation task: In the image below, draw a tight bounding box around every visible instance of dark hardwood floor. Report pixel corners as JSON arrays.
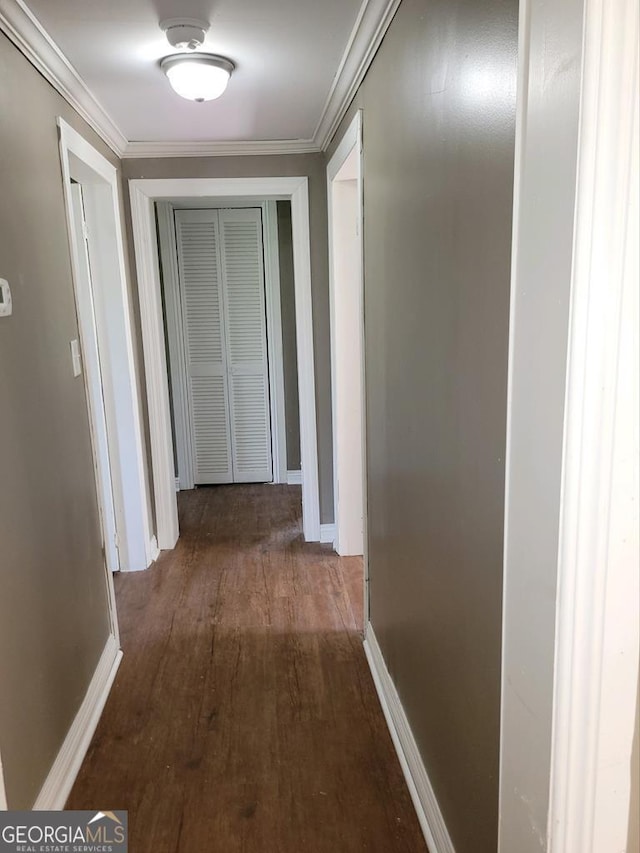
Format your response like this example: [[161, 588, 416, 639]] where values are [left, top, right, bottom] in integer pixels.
[[67, 484, 427, 852]]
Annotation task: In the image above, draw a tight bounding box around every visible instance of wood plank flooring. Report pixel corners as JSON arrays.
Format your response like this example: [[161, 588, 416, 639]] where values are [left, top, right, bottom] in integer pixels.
[[67, 485, 427, 852]]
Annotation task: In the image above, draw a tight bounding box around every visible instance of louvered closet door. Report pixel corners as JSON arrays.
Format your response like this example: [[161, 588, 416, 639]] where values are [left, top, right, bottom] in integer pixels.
[[175, 210, 233, 484], [219, 209, 273, 483]]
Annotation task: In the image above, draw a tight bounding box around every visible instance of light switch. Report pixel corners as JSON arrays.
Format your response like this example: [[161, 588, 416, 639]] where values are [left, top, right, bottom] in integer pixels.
[[70, 339, 82, 377], [0, 279, 12, 317]]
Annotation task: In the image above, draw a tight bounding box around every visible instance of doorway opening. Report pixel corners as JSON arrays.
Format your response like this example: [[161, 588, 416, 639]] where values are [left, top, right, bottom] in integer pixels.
[[155, 198, 300, 493], [58, 119, 155, 642], [327, 111, 367, 612], [129, 177, 320, 550]]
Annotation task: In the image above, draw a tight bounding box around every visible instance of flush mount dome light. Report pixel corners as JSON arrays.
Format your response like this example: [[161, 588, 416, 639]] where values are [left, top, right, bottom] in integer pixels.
[[161, 53, 235, 102], [158, 19, 234, 102]]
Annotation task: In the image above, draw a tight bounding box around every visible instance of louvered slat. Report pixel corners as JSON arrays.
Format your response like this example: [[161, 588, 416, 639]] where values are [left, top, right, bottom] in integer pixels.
[[190, 376, 231, 477], [175, 210, 232, 484], [220, 209, 272, 483]]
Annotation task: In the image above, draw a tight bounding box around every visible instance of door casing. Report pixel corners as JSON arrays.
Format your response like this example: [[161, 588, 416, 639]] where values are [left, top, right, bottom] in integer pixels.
[[129, 177, 320, 546], [157, 200, 288, 490]]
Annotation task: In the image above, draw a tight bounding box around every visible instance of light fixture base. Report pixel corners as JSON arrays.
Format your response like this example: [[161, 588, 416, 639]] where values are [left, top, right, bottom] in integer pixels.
[[160, 53, 235, 76], [159, 18, 210, 50]]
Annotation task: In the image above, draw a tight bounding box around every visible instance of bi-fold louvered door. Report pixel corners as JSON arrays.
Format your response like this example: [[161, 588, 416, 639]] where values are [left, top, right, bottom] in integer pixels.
[[174, 208, 272, 484]]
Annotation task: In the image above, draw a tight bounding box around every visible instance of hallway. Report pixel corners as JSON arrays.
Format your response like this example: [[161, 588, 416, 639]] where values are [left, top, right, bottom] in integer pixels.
[[67, 485, 427, 852]]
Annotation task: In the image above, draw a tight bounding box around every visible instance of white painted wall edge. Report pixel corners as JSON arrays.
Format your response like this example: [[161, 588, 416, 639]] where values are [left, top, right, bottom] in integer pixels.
[[156, 202, 195, 492], [326, 110, 366, 559], [147, 535, 160, 564], [262, 201, 288, 485], [0, 0, 401, 157], [0, 749, 7, 809], [32, 633, 122, 810], [287, 470, 302, 485], [129, 185, 180, 552], [363, 624, 456, 853], [320, 524, 336, 544], [548, 0, 640, 849]]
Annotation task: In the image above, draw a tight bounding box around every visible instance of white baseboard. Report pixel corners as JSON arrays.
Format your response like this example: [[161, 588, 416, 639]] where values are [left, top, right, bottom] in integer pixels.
[[32, 633, 123, 810], [287, 469, 302, 485], [0, 751, 7, 809], [175, 477, 180, 492], [320, 523, 336, 544], [363, 623, 455, 853]]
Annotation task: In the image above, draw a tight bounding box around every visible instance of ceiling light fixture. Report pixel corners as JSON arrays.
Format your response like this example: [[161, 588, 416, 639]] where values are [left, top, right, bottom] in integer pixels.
[[159, 18, 235, 103]]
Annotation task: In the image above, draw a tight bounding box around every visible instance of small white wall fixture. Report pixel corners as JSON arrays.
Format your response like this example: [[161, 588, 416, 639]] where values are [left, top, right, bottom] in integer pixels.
[[58, 119, 153, 586], [129, 177, 320, 546], [327, 111, 367, 564]]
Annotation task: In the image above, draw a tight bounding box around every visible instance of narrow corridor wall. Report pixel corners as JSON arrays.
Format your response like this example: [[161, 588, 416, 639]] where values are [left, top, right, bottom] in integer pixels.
[[326, 0, 518, 850], [0, 31, 121, 807]]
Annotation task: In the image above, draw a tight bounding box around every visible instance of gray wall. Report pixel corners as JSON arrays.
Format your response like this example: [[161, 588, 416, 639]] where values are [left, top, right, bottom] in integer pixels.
[[277, 201, 301, 472], [0, 31, 115, 808], [327, 0, 517, 850], [121, 155, 332, 522]]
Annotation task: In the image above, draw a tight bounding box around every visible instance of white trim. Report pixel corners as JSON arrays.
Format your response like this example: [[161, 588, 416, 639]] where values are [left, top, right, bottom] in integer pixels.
[[289, 180, 321, 541], [129, 188, 180, 550], [156, 202, 195, 492], [129, 177, 320, 544], [0, 748, 7, 809], [363, 624, 456, 853], [320, 523, 336, 544], [327, 111, 363, 184], [33, 634, 122, 810], [287, 469, 302, 485], [548, 0, 639, 849], [123, 139, 321, 159], [58, 118, 152, 576], [0, 0, 400, 156], [327, 110, 367, 560], [313, 0, 401, 150], [263, 201, 288, 485], [0, 0, 127, 156]]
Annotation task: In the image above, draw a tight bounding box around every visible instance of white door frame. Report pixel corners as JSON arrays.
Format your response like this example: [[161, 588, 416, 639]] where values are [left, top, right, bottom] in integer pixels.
[[547, 0, 639, 848], [129, 177, 320, 547], [156, 199, 288, 490], [68, 182, 119, 574], [327, 111, 369, 600], [58, 119, 153, 586], [499, 0, 639, 848]]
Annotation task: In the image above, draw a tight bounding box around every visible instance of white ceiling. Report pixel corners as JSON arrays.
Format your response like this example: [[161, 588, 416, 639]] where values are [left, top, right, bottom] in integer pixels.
[[21, 0, 364, 146]]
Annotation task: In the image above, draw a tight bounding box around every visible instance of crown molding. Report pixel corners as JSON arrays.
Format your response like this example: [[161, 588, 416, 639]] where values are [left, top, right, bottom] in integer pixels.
[[0, 0, 128, 157], [312, 0, 402, 150], [0, 0, 400, 159], [123, 138, 322, 159]]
